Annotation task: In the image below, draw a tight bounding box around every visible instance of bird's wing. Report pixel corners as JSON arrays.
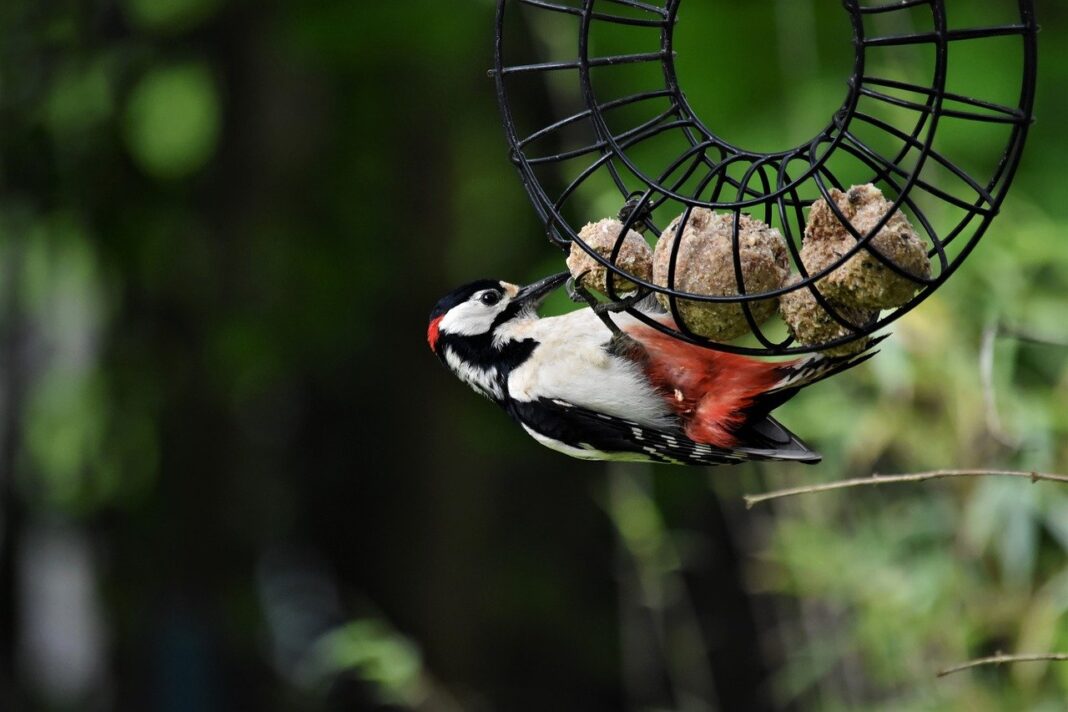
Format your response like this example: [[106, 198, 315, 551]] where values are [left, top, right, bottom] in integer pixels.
[[509, 397, 821, 466]]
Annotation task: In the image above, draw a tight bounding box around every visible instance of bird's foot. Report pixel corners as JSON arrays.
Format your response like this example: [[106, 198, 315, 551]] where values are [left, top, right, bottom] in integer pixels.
[[607, 330, 647, 362], [599, 289, 648, 314], [567, 276, 648, 358], [566, 273, 648, 314], [618, 190, 653, 235], [565, 273, 594, 304], [567, 276, 623, 336]]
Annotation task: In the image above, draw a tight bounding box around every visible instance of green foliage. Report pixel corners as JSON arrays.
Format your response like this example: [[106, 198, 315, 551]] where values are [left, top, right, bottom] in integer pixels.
[[299, 620, 425, 706], [120, 0, 222, 33], [45, 59, 114, 140], [1, 0, 1066, 710], [124, 63, 221, 179]]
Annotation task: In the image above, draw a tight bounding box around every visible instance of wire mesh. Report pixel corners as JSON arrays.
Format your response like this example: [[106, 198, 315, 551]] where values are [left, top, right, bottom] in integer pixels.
[[492, 0, 1038, 355]]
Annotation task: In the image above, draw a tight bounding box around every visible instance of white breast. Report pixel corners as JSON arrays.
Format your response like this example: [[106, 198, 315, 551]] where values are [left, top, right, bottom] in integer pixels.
[[498, 309, 672, 428]]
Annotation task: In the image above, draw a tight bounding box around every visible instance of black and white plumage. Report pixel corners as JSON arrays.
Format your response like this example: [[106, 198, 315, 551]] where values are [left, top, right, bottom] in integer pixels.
[[427, 273, 882, 466]]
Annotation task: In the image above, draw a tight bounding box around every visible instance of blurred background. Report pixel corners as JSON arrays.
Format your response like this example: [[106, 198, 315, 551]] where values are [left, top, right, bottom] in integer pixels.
[[0, 1, 1067, 710]]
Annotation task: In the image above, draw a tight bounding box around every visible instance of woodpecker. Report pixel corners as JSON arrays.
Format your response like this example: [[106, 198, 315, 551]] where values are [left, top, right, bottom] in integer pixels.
[[427, 272, 882, 465]]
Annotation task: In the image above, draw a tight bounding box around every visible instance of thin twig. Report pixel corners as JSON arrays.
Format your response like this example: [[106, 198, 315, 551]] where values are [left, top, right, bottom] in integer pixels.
[[977, 319, 1068, 450], [743, 470, 1068, 509], [998, 324, 1068, 349], [980, 321, 1021, 449], [937, 653, 1068, 678]]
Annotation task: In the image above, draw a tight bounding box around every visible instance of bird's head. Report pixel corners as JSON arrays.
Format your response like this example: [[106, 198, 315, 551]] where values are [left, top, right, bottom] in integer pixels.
[[427, 272, 567, 355], [427, 273, 567, 397]]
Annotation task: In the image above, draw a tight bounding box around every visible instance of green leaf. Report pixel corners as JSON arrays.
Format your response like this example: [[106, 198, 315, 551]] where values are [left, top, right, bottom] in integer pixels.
[[124, 63, 221, 179], [120, 0, 221, 33]]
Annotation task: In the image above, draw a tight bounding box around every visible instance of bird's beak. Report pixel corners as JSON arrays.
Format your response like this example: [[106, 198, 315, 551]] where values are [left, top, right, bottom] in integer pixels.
[[513, 272, 568, 307]]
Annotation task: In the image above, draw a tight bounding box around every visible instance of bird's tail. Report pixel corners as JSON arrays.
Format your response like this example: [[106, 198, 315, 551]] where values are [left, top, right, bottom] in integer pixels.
[[725, 335, 887, 464], [750, 333, 889, 418], [731, 415, 823, 464]]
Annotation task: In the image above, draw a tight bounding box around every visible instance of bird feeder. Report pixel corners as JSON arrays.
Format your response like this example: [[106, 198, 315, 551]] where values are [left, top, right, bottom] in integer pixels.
[[492, 0, 1038, 356]]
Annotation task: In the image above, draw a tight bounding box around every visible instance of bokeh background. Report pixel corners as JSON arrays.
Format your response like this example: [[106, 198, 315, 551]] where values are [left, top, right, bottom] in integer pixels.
[[1, 1, 1067, 710]]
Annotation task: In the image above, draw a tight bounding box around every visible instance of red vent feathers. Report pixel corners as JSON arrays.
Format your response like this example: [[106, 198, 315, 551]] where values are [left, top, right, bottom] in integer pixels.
[[626, 324, 789, 448]]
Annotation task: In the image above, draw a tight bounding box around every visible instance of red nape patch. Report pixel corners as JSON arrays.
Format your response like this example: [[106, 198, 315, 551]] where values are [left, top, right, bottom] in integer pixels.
[[427, 316, 443, 352]]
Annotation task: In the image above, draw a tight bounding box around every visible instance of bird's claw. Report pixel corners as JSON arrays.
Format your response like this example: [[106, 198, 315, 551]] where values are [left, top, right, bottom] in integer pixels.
[[618, 191, 652, 235], [567, 272, 648, 314], [596, 289, 648, 314], [565, 274, 588, 304], [607, 330, 646, 362], [567, 274, 622, 336], [567, 274, 650, 353]]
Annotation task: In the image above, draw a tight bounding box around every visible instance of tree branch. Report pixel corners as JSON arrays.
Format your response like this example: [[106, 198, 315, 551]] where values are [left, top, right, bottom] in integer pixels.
[[980, 321, 1021, 449], [937, 653, 1068, 678], [743, 470, 1068, 509], [998, 324, 1068, 349]]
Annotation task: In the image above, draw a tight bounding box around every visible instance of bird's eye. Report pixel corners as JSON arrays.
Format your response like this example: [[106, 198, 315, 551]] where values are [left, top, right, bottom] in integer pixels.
[[480, 291, 501, 306]]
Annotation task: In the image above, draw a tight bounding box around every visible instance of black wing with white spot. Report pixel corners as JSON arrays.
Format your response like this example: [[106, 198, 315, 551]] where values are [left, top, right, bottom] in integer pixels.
[[508, 398, 821, 466]]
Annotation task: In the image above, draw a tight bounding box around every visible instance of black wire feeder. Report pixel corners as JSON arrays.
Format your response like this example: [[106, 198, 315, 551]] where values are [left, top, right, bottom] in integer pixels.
[[492, 0, 1038, 356]]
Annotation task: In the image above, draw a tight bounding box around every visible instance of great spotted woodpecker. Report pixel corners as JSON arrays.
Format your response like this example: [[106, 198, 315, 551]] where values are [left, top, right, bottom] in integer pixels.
[[427, 273, 882, 466]]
